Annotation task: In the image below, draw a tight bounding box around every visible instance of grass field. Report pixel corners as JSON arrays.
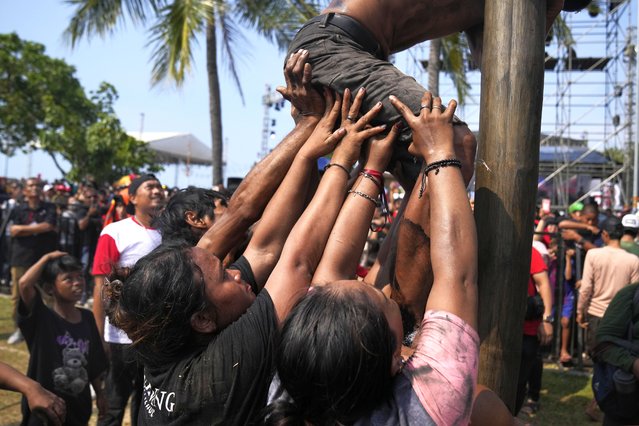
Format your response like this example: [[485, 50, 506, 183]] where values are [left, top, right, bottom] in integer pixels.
[[0, 294, 599, 425]]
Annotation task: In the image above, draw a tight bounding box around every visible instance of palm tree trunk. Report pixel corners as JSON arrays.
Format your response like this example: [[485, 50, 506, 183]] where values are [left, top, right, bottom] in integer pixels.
[[427, 38, 442, 96], [206, 18, 224, 186]]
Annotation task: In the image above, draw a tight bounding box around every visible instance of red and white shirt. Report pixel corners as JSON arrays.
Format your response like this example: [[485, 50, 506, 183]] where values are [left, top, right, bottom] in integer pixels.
[[92, 217, 162, 343]]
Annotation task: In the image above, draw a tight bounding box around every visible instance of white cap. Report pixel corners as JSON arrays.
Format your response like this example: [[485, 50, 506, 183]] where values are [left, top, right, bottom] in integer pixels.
[[621, 214, 639, 229]]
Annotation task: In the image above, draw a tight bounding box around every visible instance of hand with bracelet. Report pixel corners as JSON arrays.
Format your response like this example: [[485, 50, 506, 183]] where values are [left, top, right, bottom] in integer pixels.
[[313, 120, 399, 284], [347, 125, 400, 208], [277, 49, 325, 124], [389, 91, 457, 166]]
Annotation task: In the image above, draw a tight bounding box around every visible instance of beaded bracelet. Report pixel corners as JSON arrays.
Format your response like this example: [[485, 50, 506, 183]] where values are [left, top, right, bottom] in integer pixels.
[[418, 158, 462, 199], [424, 158, 462, 176], [347, 190, 380, 207], [324, 163, 351, 177]]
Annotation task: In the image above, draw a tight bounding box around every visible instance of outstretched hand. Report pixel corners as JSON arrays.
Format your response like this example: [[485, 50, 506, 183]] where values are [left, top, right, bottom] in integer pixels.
[[277, 49, 324, 122], [363, 122, 401, 172], [332, 88, 387, 169], [389, 91, 457, 163], [298, 89, 346, 160]]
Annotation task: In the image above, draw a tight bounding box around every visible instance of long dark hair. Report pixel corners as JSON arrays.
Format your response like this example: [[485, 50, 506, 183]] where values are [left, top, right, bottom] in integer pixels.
[[154, 187, 228, 245], [265, 285, 395, 425], [103, 242, 209, 366]]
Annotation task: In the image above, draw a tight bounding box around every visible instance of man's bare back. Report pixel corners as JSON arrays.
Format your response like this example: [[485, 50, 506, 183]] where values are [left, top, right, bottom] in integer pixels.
[[323, 0, 564, 63], [323, 0, 484, 56]]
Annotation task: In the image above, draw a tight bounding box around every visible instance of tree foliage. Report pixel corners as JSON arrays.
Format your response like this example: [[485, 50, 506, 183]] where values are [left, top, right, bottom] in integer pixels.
[[604, 147, 625, 164], [0, 33, 160, 184], [0, 32, 94, 155], [63, 0, 323, 185]]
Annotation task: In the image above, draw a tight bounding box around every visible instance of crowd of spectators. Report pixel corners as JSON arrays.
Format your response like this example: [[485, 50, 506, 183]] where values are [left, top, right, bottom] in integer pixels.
[[2, 11, 639, 420], [4, 165, 639, 424]]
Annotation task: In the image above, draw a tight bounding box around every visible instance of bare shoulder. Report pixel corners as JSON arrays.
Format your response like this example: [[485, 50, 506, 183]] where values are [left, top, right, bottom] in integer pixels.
[[324, 0, 483, 53]]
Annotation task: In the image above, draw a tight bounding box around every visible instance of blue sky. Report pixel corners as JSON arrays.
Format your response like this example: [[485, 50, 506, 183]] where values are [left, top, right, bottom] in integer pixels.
[[0, 1, 299, 187], [0, 1, 633, 190]]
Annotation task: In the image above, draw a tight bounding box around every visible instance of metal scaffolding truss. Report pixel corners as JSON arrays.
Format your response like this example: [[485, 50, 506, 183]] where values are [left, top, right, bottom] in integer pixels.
[[427, 1, 636, 210], [543, 0, 634, 208]]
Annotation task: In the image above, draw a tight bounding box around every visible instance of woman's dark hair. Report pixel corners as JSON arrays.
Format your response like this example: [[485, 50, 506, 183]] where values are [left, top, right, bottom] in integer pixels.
[[103, 242, 209, 366], [154, 187, 229, 245], [41, 255, 83, 292], [266, 285, 394, 425]]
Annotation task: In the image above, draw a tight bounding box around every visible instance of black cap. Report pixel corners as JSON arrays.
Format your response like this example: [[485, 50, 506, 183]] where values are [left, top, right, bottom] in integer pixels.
[[128, 174, 158, 197], [126, 174, 158, 215]]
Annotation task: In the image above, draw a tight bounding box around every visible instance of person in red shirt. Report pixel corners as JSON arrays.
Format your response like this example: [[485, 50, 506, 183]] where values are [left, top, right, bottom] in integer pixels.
[[516, 246, 553, 415]]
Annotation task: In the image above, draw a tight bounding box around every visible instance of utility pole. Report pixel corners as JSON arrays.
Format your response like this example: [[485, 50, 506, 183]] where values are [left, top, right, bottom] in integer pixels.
[[626, 27, 636, 208], [261, 85, 284, 160], [633, 16, 639, 208], [475, 0, 546, 412]]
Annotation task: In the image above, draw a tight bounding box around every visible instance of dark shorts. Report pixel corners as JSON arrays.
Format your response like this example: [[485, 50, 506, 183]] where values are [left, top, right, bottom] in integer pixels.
[[287, 14, 431, 180], [585, 314, 602, 356]]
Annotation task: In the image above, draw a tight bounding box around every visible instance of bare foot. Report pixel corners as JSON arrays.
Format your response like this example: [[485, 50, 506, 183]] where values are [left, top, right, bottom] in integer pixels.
[[559, 352, 572, 364]]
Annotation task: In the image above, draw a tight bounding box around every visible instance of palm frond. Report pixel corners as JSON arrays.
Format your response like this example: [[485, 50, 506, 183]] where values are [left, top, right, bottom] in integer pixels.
[[63, 0, 167, 47], [552, 14, 574, 48], [216, 11, 247, 103], [147, 0, 210, 85], [233, 0, 321, 50], [440, 33, 472, 104]]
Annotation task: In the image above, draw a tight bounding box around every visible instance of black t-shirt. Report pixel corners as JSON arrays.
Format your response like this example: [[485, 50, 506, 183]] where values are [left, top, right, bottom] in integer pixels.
[[228, 255, 259, 295], [73, 204, 102, 266], [17, 292, 107, 426], [139, 290, 278, 425], [10, 202, 58, 266]]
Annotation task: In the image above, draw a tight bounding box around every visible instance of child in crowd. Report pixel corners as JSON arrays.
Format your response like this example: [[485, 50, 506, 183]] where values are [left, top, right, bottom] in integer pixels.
[[17, 251, 107, 425]]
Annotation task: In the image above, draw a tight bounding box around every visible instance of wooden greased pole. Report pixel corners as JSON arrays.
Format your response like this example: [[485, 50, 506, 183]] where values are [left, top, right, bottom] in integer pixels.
[[475, 0, 546, 412]]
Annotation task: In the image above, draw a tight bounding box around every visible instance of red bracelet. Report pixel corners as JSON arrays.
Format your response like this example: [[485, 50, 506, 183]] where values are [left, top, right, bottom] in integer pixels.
[[363, 168, 383, 180], [362, 169, 383, 187]]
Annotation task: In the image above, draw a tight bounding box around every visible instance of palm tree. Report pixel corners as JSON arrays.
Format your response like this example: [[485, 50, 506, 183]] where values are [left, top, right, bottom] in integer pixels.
[[425, 16, 574, 104], [426, 34, 472, 102], [64, 0, 320, 186]]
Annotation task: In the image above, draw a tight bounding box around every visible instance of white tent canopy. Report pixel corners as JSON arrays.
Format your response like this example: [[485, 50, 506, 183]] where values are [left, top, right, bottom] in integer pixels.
[[128, 132, 212, 166]]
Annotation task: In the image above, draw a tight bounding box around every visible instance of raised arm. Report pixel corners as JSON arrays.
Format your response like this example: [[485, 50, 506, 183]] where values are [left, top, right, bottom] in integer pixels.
[[18, 251, 67, 310], [265, 92, 388, 323], [313, 118, 399, 284], [384, 120, 476, 327], [242, 86, 341, 287], [561, 229, 597, 252], [390, 92, 478, 330], [197, 49, 324, 259]]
